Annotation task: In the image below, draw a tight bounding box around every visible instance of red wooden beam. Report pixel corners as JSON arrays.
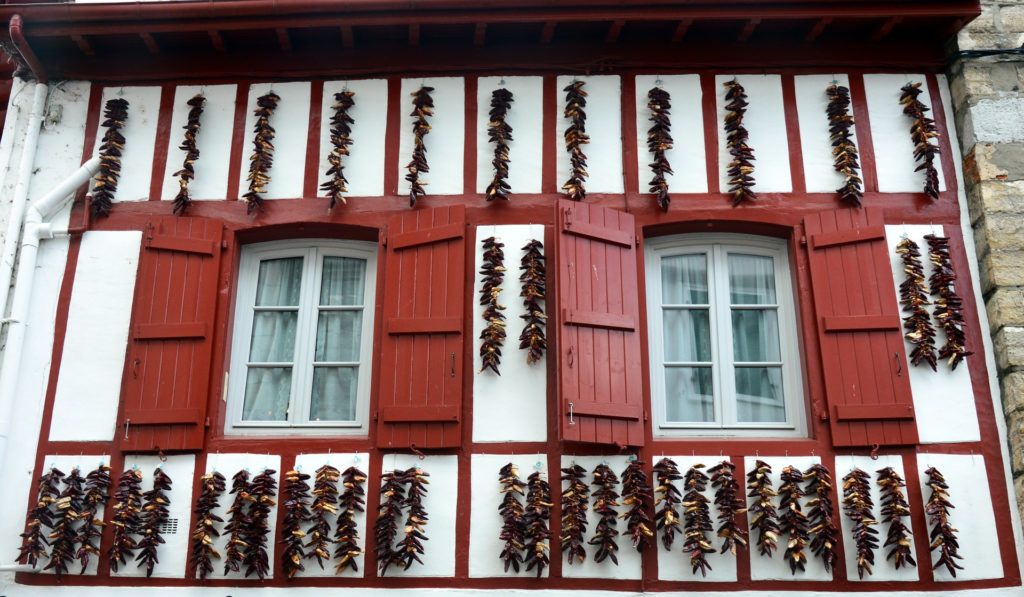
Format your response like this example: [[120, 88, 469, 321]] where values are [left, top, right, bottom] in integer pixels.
[[872, 16, 902, 41], [275, 27, 292, 52], [71, 34, 94, 56], [806, 17, 831, 42], [207, 29, 225, 52], [671, 18, 693, 42], [340, 24, 354, 48], [738, 17, 761, 42], [408, 23, 420, 46], [540, 21, 556, 44], [473, 22, 486, 46], [139, 32, 160, 54], [605, 19, 624, 43]]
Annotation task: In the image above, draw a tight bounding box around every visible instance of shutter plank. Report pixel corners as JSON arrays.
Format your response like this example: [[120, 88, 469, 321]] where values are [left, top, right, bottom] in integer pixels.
[[823, 315, 900, 332]]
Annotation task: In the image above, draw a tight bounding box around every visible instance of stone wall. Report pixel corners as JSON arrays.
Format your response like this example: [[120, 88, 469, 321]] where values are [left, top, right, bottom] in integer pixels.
[[949, 1, 1024, 522]]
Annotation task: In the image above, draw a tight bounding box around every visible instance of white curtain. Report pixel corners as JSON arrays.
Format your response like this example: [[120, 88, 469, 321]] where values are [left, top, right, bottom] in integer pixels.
[[728, 254, 784, 423], [311, 257, 366, 421]]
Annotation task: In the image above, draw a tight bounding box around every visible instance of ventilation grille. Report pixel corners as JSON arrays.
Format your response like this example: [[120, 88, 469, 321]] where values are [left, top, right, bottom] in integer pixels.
[[158, 518, 179, 535]]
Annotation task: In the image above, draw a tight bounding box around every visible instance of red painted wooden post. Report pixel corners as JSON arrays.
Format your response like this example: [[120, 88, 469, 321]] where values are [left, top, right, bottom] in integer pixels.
[[118, 216, 223, 452], [376, 204, 466, 449], [804, 207, 918, 446], [555, 200, 645, 447]]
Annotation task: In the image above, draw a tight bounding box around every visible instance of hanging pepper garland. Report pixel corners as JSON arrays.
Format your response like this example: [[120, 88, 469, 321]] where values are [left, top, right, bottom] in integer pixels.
[[92, 97, 129, 218], [304, 465, 338, 571], [842, 467, 879, 579], [44, 467, 84, 577], [375, 470, 407, 576], [189, 471, 226, 580], [682, 464, 715, 577], [877, 466, 916, 570], [925, 234, 972, 370], [589, 464, 621, 565], [395, 467, 430, 571], [76, 464, 112, 574], [498, 463, 527, 572], [560, 464, 589, 565], [619, 459, 654, 552], [405, 86, 434, 206], [242, 92, 280, 214], [172, 94, 205, 215], [709, 460, 748, 556], [723, 79, 756, 206], [778, 465, 810, 574], [223, 470, 251, 575], [136, 467, 173, 577], [646, 86, 674, 211], [746, 460, 780, 558], [804, 463, 839, 573], [899, 82, 941, 200], [561, 80, 589, 201], [653, 457, 683, 551], [485, 88, 514, 201], [243, 468, 277, 580], [897, 237, 938, 371], [825, 83, 863, 206], [280, 469, 312, 578], [17, 467, 64, 568], [519, 239, 547, 364], [108, 468, 144, 573], [479, 237, 506, 375], [523, 470, 553, 577], [320, 90, 356, 209], [924, 467, 963, 577], [334, 466, 367, 573]]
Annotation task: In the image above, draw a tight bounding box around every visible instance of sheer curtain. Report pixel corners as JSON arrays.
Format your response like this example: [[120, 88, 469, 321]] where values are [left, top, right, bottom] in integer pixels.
[[311, 257, 366, 422], [728, 254, 785, 423], [662, 254, 714, 422]]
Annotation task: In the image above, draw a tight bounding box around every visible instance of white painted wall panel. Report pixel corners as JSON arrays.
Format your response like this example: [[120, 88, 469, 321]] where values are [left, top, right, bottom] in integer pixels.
[[29, 81, 91, 229], [555, 75, 623, 194], [318, 79, 388, 199], [835, 454, 919, 582], [379, 453, 458, 577], [559, 455, 641, 580], [203, 453, 282, 580], [716, 74, 792, 193], [476, 76, 543, 195], [654, 456, 737, 582], [472, 225, 547, 443], [92, 86, 162, 202], [159, 84, 236, 201], [49, 231, 142, 442], [864, 74, 946, 194], [917, 453, 1002, 582], [237, 82, 310, 200], [743, 456, 830, 581], [112, 455, 196, 579], [795, 74, 855, 193], [397, 77, 465, 196], [634, 75, 707, 194], [292, 452, 370, 577], [884, 224, 979, 444], [469, 453, 550, 578]]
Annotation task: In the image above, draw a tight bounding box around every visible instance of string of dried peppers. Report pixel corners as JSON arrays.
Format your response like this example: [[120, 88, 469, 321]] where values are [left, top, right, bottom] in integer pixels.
[[223, 470, 251, 575], [172, 94, 205, 215], [560, 463, 589, 565], [682, 464, 715, 577], [924, 466, 963, 577], [561, 80, 589, 201], [709, 460, 748, 556], [17, 467, 63, 568], [646, 86, 674, 211], [92, 97, 129, 218], [485, 88, 514, 201], [653, 457, 683, 550], [479, 236, 506, 375], [243, 468, 278, 579], [405, 86, 434, 206], [619, 458, 653, 552], [523, 470, 552, 577], [190, 471, 225, 580], [589, 463, 621, 565], [242, 92, 280, 214], [746, 459, 780, 558], [825, 83, 863, 206], [334, 466, 367, 573], [897, 237, 938, 370], [877, 466, 916, 570], [498, 463, 527, 572], [44, 467, 83, 576], [375, 469, 407, 576], [778, 465, 809, 574], [394, 467, 430, 571], [280, 469, 312, 578], [899, 82, 941, 200], [76, 464, 112, 574], [518, 239, 547, 364], [305, 465, 339, 571], [107, 468, 144, 573], [723, 79, 756, 206], [135, 467, 172, 577], [842, 467, 878, 579], [320, 90, 356, 209], [926, 234, 972, 370], [804, 463, 839, 572]]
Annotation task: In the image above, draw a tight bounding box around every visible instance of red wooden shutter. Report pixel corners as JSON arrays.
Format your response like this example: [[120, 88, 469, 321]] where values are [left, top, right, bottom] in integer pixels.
[[376, 205, 466, 449], [804, 208, 917, 447], [118, 216, 223, 452], [555, 201, 645, 447]]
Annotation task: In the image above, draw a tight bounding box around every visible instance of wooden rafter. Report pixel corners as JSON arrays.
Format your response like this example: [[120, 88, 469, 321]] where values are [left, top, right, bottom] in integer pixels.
[[738, 18, 761, 42], [872, 16, 903, 41], [806, 17, 832, 42], [671, 18, 693, 43], [139, 32, 160, 54], [605, 20, 625, 43], [409, 23, 420, 46], [276, 27, 292, 52], [474, 22, 487, 46], [71, 34, 94, 56], [540, 21, 556, 44], [340, 25, 354, 48], [207, 29, 225, 52]]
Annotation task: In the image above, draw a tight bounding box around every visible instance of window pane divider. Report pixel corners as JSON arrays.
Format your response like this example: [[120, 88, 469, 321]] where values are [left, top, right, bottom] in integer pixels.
[[246, 361, 294, 367], [664, 361, 713, 367], [661, 303, 711, 309], [734, 361, 784, 367], [729, 304, 779, 309], [313, 362, 360, 367], [317, 305, 365, 311], [253, 305, 300, 311]]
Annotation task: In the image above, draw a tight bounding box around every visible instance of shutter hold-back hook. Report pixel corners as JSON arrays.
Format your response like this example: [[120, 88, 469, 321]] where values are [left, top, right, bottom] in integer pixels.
[[869, 443, 880, 461]]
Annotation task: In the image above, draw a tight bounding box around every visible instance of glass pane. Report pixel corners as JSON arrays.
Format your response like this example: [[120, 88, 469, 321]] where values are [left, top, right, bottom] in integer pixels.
[[315, 311, 363, 362], [664, 366, 714, 423], [242, 367, 291, 421], [321, 257, 366, 306], [249, 311, 298, 362], [661, 254, 709, 305], [731, 309, 781, 362], [255, 257, 303, 306], [310, 366, 358, 421], [728, 254, 777, 305], [735, 367, 785, 423], [663, 309, 712, 362]]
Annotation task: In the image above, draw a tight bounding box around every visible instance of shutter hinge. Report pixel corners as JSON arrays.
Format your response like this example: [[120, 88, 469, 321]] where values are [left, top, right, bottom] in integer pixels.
[[819, 410, 829, 422], [204, 417, 211, 428], [221, 239, 229, 251], [643, 410, 649, 422], [380, 229, 387, 247], [800, 236, 808, 246], [635, 235, 640, 247], [372, 411, 379, 422]]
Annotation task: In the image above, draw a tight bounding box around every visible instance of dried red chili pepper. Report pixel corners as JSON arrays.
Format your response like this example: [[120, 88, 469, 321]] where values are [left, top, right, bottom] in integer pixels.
[[523, 470, 552, 577], [709, 460, 748, 556], [107, 468, 144, 573], [619, 459, 654, 552], [518, 239, 547, 364], [76, 464, 112, 574], [280, 469, 312, 578], [682, 464, 715, 576], [825, 83, 863, 207], [91, 97, 129, 218], [589, 463, 621, 565], [479, 236, 507, 375], [560, 463, 589, 565], [242, 92, 280, 214], [925, 234, 972, 370], [44, 467, 84, 577], [485, 88, 514, 201], [395, 467, 430, 571], [647, 86, 674, 211], [189, 471, 225, 580], [375, 469, 406, 576], [136, 467, 173, 577], [877, 466, 916, 570], [653, 457, 683, 551], [243, 468, 277, 579], [498, 462, 527, 572], [172, 93, 205, 215], [561, 80, 589, 201], [223, 469, 251, 575], [842, 467, 878, 579], [924, 466, 963, 577], [899, 82, 941, 200], [304, 465, 338, 570], [897, 237, 938, 371], [723, 79, 756, 206], [334, 465, 366, 573], [778, 465, 810, 574], [804, 463, 839, 572], [17, 467, 64, 568], [746, 460, 780, 558], [320, 91, 356, 209], [406, 86, 434, 206]]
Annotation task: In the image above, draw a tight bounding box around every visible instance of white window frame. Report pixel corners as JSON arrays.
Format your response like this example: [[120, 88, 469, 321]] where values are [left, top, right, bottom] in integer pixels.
[[645, 233, 805, 438], [226, 239, 377, 435]]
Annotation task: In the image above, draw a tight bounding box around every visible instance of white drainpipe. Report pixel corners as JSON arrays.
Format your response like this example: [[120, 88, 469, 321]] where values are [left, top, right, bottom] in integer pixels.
[[0, 78, 29, 207], [0, 156, 100, 476]]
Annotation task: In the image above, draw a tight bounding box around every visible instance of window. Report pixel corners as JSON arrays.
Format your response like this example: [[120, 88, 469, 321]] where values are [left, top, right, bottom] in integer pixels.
[[645, 234, 804, 437], [227, 239, 377, 434]]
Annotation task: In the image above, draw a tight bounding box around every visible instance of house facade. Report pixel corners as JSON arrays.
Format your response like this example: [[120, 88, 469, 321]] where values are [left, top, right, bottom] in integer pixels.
[[0, 0, 1020, 595]]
